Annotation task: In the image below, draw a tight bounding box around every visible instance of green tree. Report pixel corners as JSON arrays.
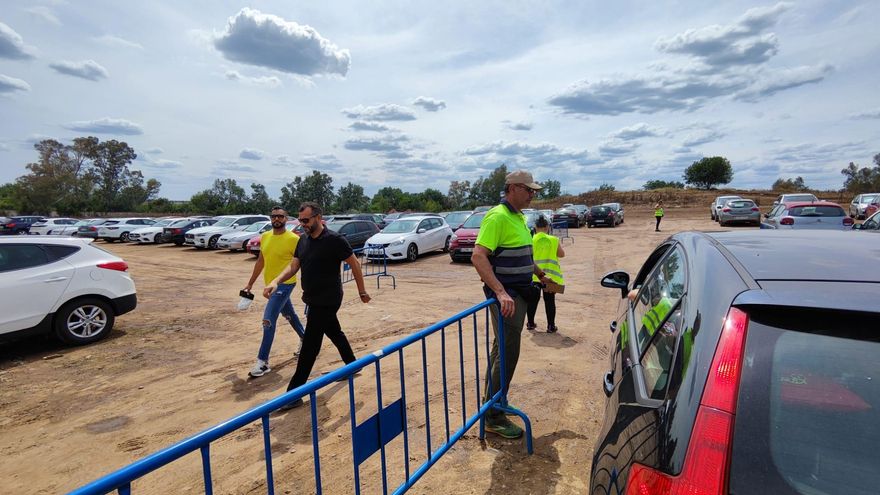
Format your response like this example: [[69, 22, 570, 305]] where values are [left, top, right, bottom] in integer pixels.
[[683, 156, 733, 189], [12, 139, 99, 215], [597, 183, 615, 192], [643, 179, 685, 190], [246, 183, 274, 214], [86, 139, 139, 212], [334, 182, 370, 212], [189, 178, 247, 214], [468, 164, 508, 205], [446, 180, 471, 209], [420, 188, 446, 212], [771, 176, 809, 192], [370, 186, 405, 212], [539, 179, 561, 199], [280, 170, 336, 211], [840, 155, 880, 193]]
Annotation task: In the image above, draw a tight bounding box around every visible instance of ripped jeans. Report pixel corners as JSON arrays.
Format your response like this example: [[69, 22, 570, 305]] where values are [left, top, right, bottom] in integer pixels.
[[257, 283, 305, 362]]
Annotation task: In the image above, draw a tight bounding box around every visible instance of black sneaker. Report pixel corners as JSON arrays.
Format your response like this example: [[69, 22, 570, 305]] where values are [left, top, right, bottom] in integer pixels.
[[279, 398, 304, 411]]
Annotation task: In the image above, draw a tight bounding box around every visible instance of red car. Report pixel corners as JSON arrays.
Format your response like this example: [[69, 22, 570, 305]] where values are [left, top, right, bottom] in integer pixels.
[[448, 212, 485, 262]]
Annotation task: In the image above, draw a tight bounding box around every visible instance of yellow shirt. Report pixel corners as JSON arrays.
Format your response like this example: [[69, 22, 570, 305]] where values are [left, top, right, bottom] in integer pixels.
[[261, 230, 299, 285]]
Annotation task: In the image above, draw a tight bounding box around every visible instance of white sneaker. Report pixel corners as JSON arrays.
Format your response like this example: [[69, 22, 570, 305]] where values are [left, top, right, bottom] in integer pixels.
[[248, 359, 270, 377], [295, 339, 303, 357]]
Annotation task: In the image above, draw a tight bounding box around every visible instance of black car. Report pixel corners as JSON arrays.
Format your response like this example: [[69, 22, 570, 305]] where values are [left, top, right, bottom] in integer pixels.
[[325, 219, 379, 249], [1, 216, 46, 235], [587, 205, 620, 228], [163, 218, 217, 246], [552, 208, 582, 228], [591, 230, 880, 495]]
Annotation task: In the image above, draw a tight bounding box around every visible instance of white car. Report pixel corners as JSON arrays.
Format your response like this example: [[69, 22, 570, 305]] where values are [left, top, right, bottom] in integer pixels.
[[129, 218, 182, 244], [365, 215, 454, 262], [28, 218, 79, 235], [217, 221, 271, 251], [186, 215, 269, 249], [52, 218, 103, 237], [97, 218, 157, 242], [0, 237, 137, 345]]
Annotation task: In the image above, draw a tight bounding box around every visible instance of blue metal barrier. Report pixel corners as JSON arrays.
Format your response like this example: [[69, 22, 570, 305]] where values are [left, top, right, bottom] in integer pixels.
[[69, 299, 532, 495], [551, 221, 573, 244], [343, 246, 396, 289]]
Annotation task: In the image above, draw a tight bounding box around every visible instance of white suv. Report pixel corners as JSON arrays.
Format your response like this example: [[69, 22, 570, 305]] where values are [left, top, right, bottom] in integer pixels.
[[186, 215, 269, 249], [129, 217, 182, 244], [97, 218, 157, 242], [28, 218, 79, 235], [0, 237, 137, 345]]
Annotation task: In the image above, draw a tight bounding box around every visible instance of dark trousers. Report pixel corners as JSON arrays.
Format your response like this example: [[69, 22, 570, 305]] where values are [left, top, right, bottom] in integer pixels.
[[286, 301, 356, 392], [526, 287, 556, 328], [483, 293, 527, 423], [655, 216, 662, 230]]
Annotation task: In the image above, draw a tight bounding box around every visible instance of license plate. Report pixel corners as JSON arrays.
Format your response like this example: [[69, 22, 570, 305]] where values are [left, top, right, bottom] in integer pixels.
[[460, 248, 473, 253], [595, 220, 604, 223]]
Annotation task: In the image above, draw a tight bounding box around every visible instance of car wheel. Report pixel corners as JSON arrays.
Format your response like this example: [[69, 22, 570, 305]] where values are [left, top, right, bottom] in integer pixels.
[[17, 230, 27, 235], [443, 236, 451, 253], [174, 241, 183, 246], [104, 238, 115, 243], [54, 298, 115, 345], [587, 223, 592, 228], [406, 243, 418, 262], [242, 241, 249, 251], [208, 235, 220, 249], [120, 232, 130, 242], [719, 219, 727, 226]]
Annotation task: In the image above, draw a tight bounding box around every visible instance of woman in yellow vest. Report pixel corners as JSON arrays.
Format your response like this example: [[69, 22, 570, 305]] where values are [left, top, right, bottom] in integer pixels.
[[654, 200, 664, 232], [526, 215, 565, 333]]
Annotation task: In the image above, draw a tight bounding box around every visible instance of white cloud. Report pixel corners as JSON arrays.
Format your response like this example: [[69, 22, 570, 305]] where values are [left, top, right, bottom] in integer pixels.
[[345, 135, 409, 152], [93, 35, 143, 50], [145, 159, 182, 170], [349, 121, 392, 132], [145, 147, 163, 154], [224, 70, 282, 88], [49, 60, 109, 81], [503, 120, 533, 131], [412, 96, 447, 112], [0, 22, 36, 60], [611, 123, 663, 140], [213, 8, 350, 77], [62, 117, 144, 135], [598, 140, 639, 157], [681, 129, 725, 147], [239, 148, 265, 160], [0, 74, 31, 93], [24, 6, 62, 26], [850, 108, 880, 120], [342, 104, 417, 121], [464, 140, 589, 165]]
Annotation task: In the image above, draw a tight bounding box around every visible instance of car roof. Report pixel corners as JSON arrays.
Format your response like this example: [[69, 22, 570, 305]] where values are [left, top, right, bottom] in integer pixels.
[[779, 201, 842, 208], [0, 236, 94, 246], [392, 215, 439, 221], [704, 230, 880, 283]]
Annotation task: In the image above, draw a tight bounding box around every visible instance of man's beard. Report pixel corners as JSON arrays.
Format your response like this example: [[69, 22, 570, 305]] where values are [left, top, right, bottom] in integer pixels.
[[272, 221, 285, 229]]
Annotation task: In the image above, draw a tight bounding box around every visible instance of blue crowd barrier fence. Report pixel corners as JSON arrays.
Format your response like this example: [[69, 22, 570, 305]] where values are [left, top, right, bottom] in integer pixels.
[[343, 246, 396, 289], [551, 221, 573, 244], [68, 298, 532, 495]]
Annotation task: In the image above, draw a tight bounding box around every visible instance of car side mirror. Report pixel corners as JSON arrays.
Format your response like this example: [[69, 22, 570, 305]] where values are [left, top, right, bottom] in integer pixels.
[[600, 270, 630, 299], [417, 228, 427, 234]]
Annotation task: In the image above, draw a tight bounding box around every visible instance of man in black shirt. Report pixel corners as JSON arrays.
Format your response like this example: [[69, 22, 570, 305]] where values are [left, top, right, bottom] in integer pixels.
[[264, 202, 370, 407]]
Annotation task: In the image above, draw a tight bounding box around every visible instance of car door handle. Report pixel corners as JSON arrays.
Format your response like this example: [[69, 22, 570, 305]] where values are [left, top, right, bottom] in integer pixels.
[[603, 371, 614, 397], [44, 276, 68, 283]]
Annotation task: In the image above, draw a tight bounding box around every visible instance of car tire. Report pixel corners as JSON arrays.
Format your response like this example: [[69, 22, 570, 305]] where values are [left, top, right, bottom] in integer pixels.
[[208, 235, 220, 249], [104, 238, 114, 243], [406, 243, 418, 262], [17, 230, 27, 235], [587, 223, 592, 228], [174, 241, 183, 246], [242, 241, 249, 251], [54, 297, 115, 345], [443, 236, 451, 253], [120, 232, 130, 242]]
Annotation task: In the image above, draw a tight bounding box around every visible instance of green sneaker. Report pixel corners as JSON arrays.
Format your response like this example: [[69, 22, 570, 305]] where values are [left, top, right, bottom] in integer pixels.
[[501, 404, 523, 416], [485, 419, 524, 439]]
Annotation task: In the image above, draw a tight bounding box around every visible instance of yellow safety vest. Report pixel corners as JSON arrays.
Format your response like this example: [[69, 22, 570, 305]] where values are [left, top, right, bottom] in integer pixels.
[[655, 207, 664, 217], [532, 232, 564, 285]]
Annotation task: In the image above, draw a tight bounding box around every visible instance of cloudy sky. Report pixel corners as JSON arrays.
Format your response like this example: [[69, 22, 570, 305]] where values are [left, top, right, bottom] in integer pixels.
[[1, 1, 878, 199]]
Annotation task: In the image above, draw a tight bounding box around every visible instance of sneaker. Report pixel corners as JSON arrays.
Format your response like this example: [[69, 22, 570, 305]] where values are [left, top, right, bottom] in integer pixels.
[[294, 339, 303, 357], [248, 359, 270, 378], [279, 398, 304, 411], [502, 404, 524, 416], [485, 419, 524, 439], [526, 322, 537, 330], [547, 325, 558, 333]]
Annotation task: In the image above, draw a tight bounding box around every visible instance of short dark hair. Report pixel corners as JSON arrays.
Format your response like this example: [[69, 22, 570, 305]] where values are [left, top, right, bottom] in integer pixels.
[[271, 206, 287, 214], [299, 202, 323, 216], [535, 215, 549, 228]]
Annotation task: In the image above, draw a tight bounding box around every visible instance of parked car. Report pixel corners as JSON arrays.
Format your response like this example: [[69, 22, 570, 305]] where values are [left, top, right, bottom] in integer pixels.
[[246, 220, 316, 256], [587, 205, 621, 228], [570, 204, 589, 224], [1, 215, 46, 235], [326, 219, 380, 249], [864, 197, 880, 219], [353, 213, 387, 230], [0, 237, 137, 345], [710, 195, 741, 221], [761, 201, 853, 230], [717, 198, 761, 226], [591, 229, 880, 495], [218, 221, 271, 251], [603, 203, 625, 224], [772, 192, 818, 207], [443, 211, 473, 231], [383, 212, 405, 222], [448, 212, 485, 262], [97, 218, 157, 242], [473, 205, 493, 213], [365, 215, 453, 262], [164, 218, 217, 246], [849, 193, 879, 219], [129, 218, 181, 244], [28, 218, 78, 235], [553, 207, 582, 228], [186, 215, 269, 249], [75, 219, 110, 239], [51, 218, 99, 237], [852, 210, 880, 232]]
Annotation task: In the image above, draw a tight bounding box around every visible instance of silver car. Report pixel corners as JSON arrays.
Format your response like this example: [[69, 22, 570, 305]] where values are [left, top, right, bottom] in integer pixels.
[[217, 221, 270, 251], [761, 201, 854, 230], [711, 195, 741, 221], [717, 198, 760, 226], [849, 193, 880, 219]]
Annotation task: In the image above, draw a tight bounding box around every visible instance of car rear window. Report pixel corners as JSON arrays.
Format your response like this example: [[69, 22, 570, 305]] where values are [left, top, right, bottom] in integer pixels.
[[727, 200, 755, 208], [591, 206, 609, 213], [788, 205, 844, 217], [730, 308, 880, 495]]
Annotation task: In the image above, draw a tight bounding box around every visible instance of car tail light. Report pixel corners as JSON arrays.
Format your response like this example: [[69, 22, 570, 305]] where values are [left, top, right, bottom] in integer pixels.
[[843, 217, 854, 226], [89, 226, 97, 231], [722, 207, 731, 212], [173, 228, 182, 234], [625, 307, 748, 495], [780, 217, 794, 225], [751, 207, 760, 212], [6, 222, 15, 228], [98, 261, 128, 272]]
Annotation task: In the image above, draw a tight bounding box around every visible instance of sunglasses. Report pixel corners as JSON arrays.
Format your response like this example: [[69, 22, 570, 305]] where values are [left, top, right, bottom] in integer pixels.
[[297, 213, 318, 223], [517, 184, 538, 195]]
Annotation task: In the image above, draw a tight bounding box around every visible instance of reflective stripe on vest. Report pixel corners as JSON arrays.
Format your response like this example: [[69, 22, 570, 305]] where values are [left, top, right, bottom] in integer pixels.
[[491, 244, 534, 286], [532, 233, 564, 285]]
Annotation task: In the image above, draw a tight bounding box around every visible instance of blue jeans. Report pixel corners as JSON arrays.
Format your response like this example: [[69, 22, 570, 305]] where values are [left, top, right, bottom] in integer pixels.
[[257, 283, 305, 361]]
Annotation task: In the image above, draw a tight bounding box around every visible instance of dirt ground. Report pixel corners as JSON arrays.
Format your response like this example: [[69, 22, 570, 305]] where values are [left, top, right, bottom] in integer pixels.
[[0, 207, 743, 494]]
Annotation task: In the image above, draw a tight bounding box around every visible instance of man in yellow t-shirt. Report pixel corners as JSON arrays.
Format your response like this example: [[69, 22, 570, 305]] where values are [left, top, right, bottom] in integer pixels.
[[243, 206, 305, 378]]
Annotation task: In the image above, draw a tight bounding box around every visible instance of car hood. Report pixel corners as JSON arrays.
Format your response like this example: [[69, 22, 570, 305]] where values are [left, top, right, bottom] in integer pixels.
[[367, 232, 415, 245], [454, 227, 479, 238]]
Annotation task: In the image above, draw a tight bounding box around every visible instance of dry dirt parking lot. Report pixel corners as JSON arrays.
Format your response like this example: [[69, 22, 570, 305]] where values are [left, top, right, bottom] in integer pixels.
[[1, 207, 742, 494]]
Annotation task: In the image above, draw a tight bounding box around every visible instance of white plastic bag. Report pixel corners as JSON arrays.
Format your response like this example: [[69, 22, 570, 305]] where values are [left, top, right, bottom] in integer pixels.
[[237, 290, 254, 311]]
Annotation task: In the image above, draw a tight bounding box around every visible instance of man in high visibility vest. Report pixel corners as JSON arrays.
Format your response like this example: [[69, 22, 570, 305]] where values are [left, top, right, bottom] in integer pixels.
[[527, 215, 565, 333], [654, 200, 664, 232]]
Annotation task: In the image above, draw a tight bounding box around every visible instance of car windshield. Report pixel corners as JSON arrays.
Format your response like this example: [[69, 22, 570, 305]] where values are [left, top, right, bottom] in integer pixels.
[[213, 218, 236, 227], [73, 220, 91, 227], [153, 219, 175, 227], [445, 212, 471, 224], [244, 221, 268, 232], [862, 194, 879, 203], [555, 208, 574, 214], [591, 206, 610, 213], [461, 212, 486, 228], [170, 219, 191, 227], [785, 194, 817, 202], [326, 222, 347, 232], [789, 206, 844, 217], [383, 220, 419, 233]]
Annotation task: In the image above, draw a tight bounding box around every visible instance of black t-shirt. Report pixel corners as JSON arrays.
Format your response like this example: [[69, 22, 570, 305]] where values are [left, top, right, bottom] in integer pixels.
[[295, 227, 354, 306]]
